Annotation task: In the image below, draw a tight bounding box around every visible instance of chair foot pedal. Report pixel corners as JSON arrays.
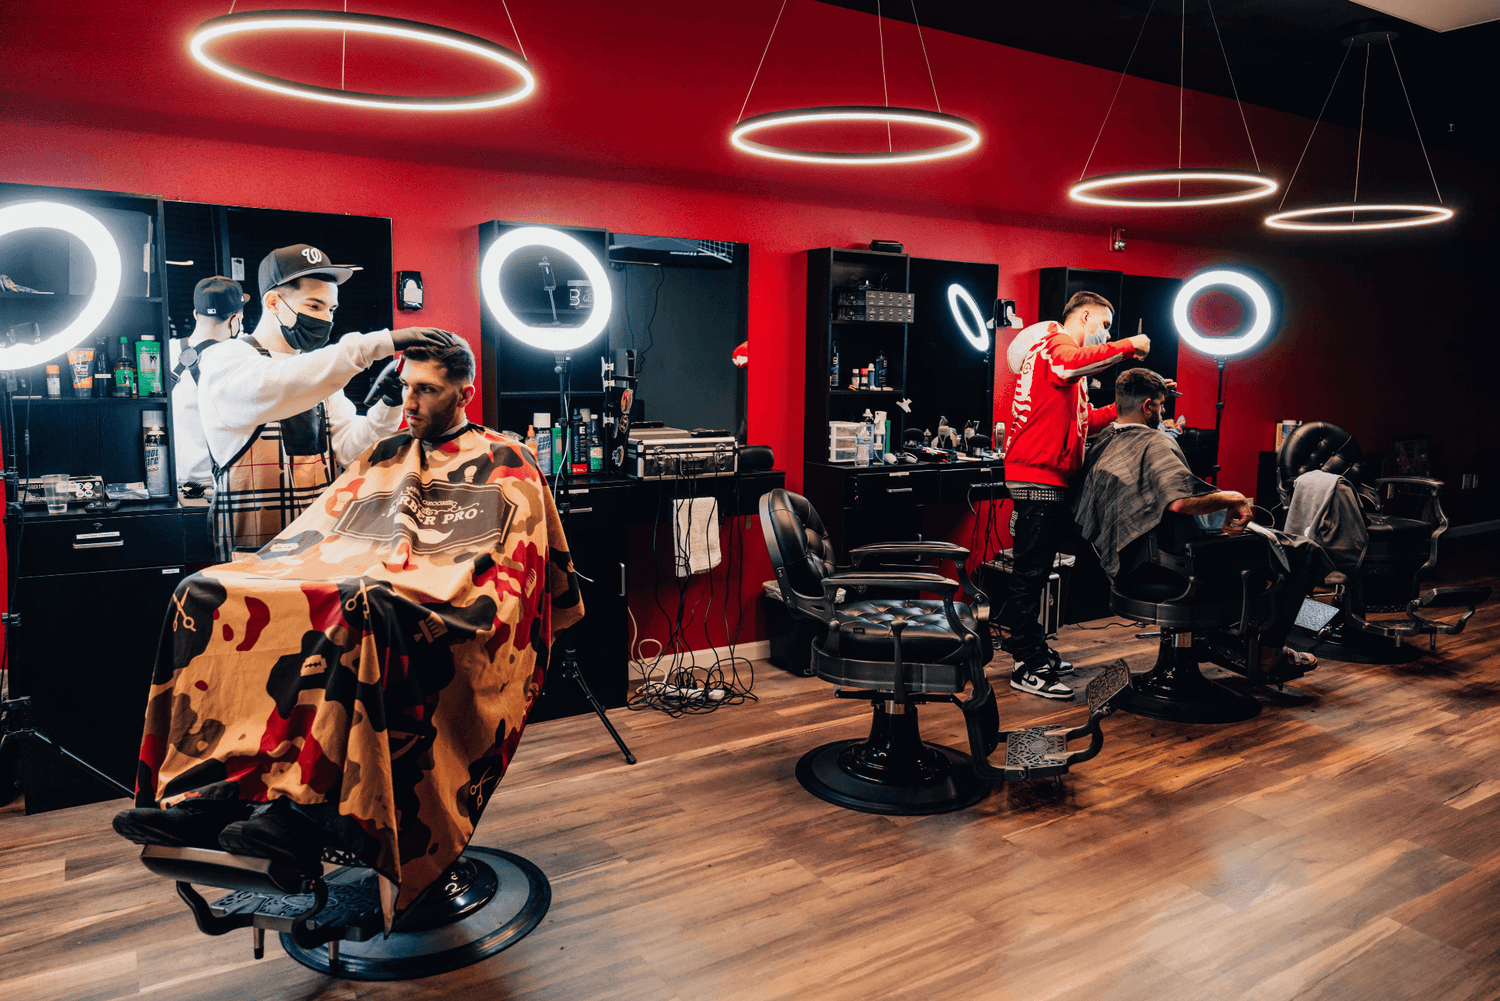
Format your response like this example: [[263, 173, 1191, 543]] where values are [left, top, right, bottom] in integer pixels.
[[210, 870, 384, 943], [1001, 727, 1070, 781]]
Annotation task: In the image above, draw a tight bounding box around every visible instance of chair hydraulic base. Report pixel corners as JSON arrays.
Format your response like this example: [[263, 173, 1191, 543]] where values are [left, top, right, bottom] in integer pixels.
[[796, 699, 988, 815], [1112, 632, 1261, 724], [143, 844, 549, 981]]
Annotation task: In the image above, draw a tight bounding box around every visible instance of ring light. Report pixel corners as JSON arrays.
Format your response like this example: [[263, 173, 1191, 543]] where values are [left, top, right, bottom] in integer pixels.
[[1264, 203, 1453, 232], [1172, 269, 1272, 358], [0, 202, 122, 371], [189, 11, 535, 112], [1069, 169, 1278, 208], [730, 107, 981, 165], [946, 284, 989, 352], [480, 227, 613, 352]]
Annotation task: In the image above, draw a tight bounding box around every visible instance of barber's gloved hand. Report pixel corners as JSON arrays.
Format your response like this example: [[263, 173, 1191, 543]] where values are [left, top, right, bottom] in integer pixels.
[[364, 357, 404, 408], [391, 327, 456, 351], [1127, 334, 1151, 358]]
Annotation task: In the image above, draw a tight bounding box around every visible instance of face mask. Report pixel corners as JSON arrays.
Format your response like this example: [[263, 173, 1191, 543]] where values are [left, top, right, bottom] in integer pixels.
[[275, 300, 333, 352], [1085, 330, 1109, 347]]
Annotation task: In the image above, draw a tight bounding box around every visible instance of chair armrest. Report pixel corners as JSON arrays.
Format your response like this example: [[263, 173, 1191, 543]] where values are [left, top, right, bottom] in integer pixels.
[[850, 542, 971, 561], [1374, 476, 1443, 492], [822, 571, 960, 594]]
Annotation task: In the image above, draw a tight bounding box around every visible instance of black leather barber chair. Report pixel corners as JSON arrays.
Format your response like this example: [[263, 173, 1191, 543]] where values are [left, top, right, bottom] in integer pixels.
[[137, 839, 549, 980], [1278, 422, 1488, 651], [758, 488, 1130, 813], [1108, 532, 1290, 724]]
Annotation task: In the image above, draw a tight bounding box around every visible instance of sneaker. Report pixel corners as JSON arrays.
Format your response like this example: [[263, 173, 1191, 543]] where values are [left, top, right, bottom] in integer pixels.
[[1010, 666, 1074, 701], [217, 799, 327, 872], [113, 799, 255, 849], [1044, 647, 1075, 676]]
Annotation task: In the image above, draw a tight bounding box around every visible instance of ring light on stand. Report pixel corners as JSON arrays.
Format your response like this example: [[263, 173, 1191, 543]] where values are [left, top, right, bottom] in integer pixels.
[[1173, 268, 1275, 482], [480, 227, 612, 352], [189, 11, 535, 112], [0, 202, 122, 370], [946, 284, 989, 352]]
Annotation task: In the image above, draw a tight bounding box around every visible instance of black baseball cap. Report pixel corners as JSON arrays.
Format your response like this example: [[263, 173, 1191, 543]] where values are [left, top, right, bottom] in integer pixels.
[[258, 244, 361, 294], [193, 276, 249, 317]]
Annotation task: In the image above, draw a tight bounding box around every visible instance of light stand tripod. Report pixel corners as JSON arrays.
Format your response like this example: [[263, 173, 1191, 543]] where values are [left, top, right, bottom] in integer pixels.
[[0, 383, 133, 803], [1210, 357, 1227, 484], [547, 352, 636, 765]]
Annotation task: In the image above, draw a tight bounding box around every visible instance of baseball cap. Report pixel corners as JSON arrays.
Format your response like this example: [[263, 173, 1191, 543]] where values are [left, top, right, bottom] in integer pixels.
[[193, 276, 249, 317], [258, 244, 361, 294]]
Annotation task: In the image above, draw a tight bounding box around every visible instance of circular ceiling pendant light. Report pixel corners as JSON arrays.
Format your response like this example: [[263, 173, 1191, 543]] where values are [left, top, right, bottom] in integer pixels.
[[1069, 1, 1275, 209], [1172, 269, 1273, 358], [1070, 169, 1277, 208], [1265, 28, 1451, 233], [731, 106, 980, 165], [0, 202, 122, 371], [946, 283, 990, 351], [729, 1, 980, 165], [189, 10, 535, 111], [480, 227, 613, 352], [1265, 203, 1454, 232]]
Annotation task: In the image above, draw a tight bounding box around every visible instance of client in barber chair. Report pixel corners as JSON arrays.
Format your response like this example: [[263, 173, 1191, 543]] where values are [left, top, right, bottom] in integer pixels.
[[113, 338, 582, 925], [1073, 368, 1329, 673]]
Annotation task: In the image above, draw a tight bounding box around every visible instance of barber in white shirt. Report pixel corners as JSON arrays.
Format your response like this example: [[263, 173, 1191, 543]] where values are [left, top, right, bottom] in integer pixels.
[[196, 243, 452, 558]]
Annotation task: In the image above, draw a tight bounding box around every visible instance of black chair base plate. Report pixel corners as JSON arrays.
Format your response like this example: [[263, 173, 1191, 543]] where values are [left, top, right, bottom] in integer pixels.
[[277, 847, 550, 981], [1112, 671, 1262, 725], [1296, 628, 1423, 665], [796, 739, 989, 816]]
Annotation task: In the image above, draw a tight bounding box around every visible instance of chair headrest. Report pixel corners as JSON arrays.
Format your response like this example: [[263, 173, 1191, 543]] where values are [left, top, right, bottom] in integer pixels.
[[1278, 422, 1364, 489], [758, 488, 835, 597]]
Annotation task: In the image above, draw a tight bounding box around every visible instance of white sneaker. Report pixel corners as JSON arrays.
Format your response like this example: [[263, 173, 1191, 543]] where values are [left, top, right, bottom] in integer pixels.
[[1010, 666, 1074, 700], [1045, 648, 1075, 676]]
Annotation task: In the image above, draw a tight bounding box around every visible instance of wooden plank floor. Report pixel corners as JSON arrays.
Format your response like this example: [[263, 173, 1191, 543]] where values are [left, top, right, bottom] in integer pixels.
[[3, 540, 1497, 1001]]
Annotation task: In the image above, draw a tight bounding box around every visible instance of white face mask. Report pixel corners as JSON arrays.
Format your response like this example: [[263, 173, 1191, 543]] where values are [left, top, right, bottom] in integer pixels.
[[1084, 330, 1110, 347]]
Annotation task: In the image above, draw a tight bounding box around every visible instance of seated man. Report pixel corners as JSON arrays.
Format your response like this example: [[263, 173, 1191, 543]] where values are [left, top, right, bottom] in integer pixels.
[[1073, 368, 1328, 672], [114, 338, 583, 927]]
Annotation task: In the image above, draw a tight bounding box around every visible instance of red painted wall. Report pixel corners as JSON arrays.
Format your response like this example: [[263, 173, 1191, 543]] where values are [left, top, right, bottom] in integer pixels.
[[2, 118, 1493, 659]]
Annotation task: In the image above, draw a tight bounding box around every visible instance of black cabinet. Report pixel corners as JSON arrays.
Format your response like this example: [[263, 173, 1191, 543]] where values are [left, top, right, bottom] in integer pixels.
[[6, 525, 188, 812]]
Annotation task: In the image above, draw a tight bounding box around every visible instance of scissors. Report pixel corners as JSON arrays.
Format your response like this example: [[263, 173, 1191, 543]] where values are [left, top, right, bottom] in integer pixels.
[[171, 592, 195, 632]]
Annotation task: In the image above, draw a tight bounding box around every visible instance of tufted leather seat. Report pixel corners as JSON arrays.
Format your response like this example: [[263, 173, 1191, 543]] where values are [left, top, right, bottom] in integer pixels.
[[758, 488, 996, 814]]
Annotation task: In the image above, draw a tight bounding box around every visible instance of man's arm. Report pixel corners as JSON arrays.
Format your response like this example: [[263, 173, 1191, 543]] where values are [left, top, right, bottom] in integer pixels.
[[1169, 490, 1254, 533], [197, 331, 395, 430], [1086, 402, 1118, 435], [326, 390, 403, 467], [1040, 334, 1142, 385]]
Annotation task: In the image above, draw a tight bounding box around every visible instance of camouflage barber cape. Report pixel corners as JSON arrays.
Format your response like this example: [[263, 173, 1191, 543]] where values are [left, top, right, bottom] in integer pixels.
[[136, 426, 583, 926]]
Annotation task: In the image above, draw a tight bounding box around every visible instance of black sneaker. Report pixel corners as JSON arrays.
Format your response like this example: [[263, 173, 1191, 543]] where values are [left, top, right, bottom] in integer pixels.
[[1044, 647, 1075, 676], [217, 799, 327, 872], [1010, 665, 1074, 701], [113, 799, 255, 849]]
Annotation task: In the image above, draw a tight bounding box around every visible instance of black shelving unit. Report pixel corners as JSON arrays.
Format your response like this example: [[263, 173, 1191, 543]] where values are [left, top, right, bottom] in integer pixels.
[[1, 180, 187, 812]]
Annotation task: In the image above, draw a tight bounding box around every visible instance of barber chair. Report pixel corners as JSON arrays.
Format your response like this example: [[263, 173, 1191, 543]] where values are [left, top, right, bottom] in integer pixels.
[[1277, 422, 1488, 652], [758, 489, 1130, 814], [1108, 532, 1293, 724], [136, 837, 549, 980]]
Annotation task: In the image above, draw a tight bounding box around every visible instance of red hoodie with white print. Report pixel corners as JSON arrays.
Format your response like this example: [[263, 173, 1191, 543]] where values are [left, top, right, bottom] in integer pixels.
[[1004, 322, 1136, 488]]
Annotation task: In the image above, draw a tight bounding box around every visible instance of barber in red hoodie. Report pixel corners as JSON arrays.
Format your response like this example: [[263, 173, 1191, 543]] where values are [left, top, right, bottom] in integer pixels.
[[1001, 292, 1153, 700]]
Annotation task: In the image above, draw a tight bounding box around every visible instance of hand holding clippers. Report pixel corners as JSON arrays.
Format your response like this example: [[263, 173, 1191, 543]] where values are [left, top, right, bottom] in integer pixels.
[[364, 354, 405, 408]]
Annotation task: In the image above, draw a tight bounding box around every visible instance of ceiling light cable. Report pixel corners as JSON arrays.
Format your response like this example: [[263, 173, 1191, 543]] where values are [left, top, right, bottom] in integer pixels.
[[1203, 0, 1260, 171], [1078, 0, 1155, 182], [735, 0, 789, 123], [876, 0, 892, 151], [910, 0, 940, 113], [1178, 0, 1185, 195], [1275, 43, 1350, 211], [1387, 37, 1442, 204], [1352, 43, 1370, 220], [498, 0, 529, 63]]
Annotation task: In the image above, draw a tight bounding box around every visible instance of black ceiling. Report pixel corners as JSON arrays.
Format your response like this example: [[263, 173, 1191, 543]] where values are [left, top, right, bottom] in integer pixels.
[[819, 0, 1496, 163]]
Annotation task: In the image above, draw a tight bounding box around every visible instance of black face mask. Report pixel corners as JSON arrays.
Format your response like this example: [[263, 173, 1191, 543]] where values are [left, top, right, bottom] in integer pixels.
[[275, 302, 334, 352]]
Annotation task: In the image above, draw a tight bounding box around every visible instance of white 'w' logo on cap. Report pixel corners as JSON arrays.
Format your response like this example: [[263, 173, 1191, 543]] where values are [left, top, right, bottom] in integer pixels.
[[302, 247, 324, 264]]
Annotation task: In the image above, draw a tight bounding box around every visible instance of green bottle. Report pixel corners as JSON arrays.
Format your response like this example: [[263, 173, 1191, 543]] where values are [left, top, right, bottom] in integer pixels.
[[114, 335, 136, 397]]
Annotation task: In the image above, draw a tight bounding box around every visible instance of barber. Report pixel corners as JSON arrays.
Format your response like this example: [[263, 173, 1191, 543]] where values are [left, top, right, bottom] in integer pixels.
[[197, 243, 453, 558], [1000, 291, 1151, 700], [170, 276, 249, 491]]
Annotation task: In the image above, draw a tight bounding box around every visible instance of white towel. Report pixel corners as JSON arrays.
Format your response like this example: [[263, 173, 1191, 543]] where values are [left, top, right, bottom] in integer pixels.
[[674, 496, 721, 577]]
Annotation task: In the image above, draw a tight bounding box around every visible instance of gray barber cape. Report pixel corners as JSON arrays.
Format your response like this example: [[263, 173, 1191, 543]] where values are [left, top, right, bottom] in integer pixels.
[[1072, 424, 1215, 578]]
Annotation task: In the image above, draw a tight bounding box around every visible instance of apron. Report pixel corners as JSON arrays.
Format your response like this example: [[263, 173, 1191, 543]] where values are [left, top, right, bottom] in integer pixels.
[[209, 337, 337, 561]]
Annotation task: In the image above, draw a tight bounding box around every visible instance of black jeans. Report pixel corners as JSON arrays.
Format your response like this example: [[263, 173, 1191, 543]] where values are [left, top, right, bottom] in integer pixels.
[[998, 496, 1070, 666]]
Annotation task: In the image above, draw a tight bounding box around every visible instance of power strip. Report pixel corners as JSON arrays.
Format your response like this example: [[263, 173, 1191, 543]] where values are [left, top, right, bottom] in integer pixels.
[[637, 683, 728, 701]]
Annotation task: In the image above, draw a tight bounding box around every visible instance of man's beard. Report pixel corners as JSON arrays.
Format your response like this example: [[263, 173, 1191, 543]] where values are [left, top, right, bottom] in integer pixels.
[[408, 400, 462, 441]]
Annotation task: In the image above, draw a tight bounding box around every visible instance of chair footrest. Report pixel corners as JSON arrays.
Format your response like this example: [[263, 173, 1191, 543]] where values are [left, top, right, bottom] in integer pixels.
[[1000, 727, 1070, 781], [210, 871, 384, 942]]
